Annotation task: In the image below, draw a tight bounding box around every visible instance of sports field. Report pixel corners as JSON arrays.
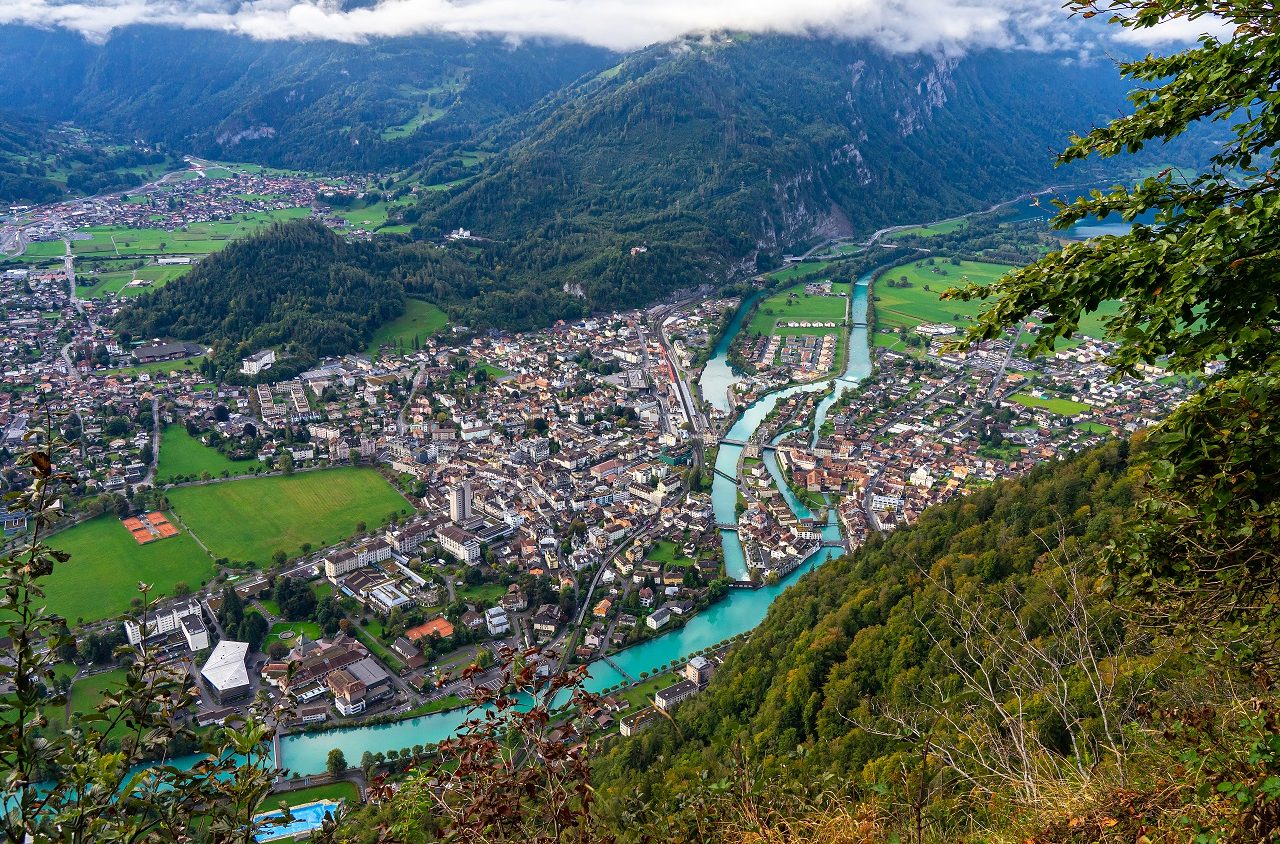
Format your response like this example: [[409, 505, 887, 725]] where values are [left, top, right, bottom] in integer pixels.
[[79, 264, 191, 299], [366, 298, 448, 356], [167, 468, 410, 564], [156, 424, 256, 482], [44, 513, 216, 624]]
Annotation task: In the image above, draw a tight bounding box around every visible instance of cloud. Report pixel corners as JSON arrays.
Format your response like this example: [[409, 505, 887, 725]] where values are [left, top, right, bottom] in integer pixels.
[[0, 0, 1227, 53]]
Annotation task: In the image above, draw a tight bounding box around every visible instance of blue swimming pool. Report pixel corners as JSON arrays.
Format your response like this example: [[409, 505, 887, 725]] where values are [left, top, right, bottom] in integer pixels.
[[254, 798, 343, 842]]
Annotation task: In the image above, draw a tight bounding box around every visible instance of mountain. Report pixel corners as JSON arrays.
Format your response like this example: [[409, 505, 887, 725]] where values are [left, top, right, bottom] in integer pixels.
[[411, 36, 1142, 318], [0, 112, 176, 203], [0, 26, 614, 171]]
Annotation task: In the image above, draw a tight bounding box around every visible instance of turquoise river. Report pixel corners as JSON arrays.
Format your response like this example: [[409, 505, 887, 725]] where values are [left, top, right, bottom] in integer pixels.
[[278, 268, 878, 775]]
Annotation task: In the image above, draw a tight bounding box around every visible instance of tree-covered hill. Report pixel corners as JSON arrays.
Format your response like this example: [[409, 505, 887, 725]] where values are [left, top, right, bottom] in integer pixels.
[[410, 37, 1143, 314], [586, 441, 1147, 839], [111, 220, 484, 375], [0, 26, 613, 171]]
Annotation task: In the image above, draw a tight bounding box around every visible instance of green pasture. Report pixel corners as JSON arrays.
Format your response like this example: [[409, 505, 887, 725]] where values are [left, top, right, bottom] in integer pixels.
[[44, 514, 215, 624], [167, 468, 409, 564], [366, 299, 448, 356], [156, 424, 256, 483]]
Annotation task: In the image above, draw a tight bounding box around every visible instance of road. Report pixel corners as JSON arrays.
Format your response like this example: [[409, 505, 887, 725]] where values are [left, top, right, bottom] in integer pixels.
[[396, 362, 427, 435], [142, 398, 161, 486]]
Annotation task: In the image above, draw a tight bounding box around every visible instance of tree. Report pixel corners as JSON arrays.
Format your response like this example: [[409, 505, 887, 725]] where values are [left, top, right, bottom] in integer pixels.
[[327, 748, 348, 776], [949, 0, 1280, 672]]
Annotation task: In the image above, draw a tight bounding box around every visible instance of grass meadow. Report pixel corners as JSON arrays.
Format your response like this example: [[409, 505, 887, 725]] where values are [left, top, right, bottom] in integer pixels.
[[156, 424, 257, 482], [167, 468, 409, 564]]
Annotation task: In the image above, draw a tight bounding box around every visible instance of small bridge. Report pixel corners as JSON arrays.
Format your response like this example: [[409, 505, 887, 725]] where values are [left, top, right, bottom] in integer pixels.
[[716, 522, 739, 531], [720, 437, 749, 447], [728, 580, 760, 590], [821, 539, 848, 549], [601, 655, 637, 684], [713, 468, 737, 483]]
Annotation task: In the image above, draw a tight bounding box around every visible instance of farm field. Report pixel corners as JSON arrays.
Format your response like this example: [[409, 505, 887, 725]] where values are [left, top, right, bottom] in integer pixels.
[[888, 218, 968, 238], [167, 468, 409, 564], [69, 208, 311, 257], [1008, 392, 1092, 416], [767, 261, 830, 282], [873, 259, 1012, 330], [873, 257, 1121, 345], [44, 513, 215, 624], [21, 240, 66, 258], [366, 298, 448, 356], [156, 424, 257, 482]]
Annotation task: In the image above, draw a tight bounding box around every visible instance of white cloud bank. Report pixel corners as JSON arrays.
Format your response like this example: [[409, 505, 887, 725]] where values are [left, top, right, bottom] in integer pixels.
[[0, 0, 1229, 53]]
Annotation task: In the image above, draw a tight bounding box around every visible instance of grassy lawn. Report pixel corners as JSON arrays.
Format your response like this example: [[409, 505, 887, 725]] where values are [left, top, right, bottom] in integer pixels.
[[398, 694, 468, 719], [456, 583, 506, 606], [366, 299, 448, 356], [1075, 421, 1113, 434], [271, 620, 323, 642], [67, 666, 131, 718], [156, 424, 256, 482], [45, 514, 215, 624], [167, 468, 409, 564], [259, 598, 282, 616], [645, 540, 695, 568], [352, 625, 402, 669], [473, 362, 510, 379], [79, 264, 190, 299], [103, 355, 206, 379], [266, 781, 359, 809], [1009, 392, 1092, 417], [618, 673, 676, 710]]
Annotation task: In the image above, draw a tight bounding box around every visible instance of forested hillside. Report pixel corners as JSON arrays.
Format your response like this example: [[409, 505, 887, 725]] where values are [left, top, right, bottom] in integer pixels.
[[588, 442, 1157, 840], [111, 221, 483, 376], [0, 113, 175, 203], [409, 37, 1142, 316], [0, 26, 612, 171]]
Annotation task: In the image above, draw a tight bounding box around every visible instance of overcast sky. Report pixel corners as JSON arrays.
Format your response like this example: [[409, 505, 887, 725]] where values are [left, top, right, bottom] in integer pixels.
[[0, 0, 1228, 53]]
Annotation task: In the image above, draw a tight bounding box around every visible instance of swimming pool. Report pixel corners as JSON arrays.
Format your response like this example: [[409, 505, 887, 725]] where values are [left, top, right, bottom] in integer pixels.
[[254, 798, 344, 842]]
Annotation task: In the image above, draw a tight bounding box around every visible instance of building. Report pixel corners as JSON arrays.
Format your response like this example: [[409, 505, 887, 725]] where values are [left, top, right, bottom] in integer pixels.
[[324, 537, 393, 579], [123, 598, 209, 651], [620, 706, 658, 737], [241, 349, 276, 376], [133, 340, 206, 365], [645, 606, 671, 630], [684, 655, 715, 688], [448, 480, 472, 524], [327, 656, 394, 716], [437, 524, 480, 566], [200, 640, 251, 704], [485, 606, 511, 636], [655, 678, 700, 711]]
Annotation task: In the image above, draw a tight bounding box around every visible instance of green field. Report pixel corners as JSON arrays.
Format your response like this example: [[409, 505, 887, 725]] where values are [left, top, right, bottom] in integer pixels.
[[746, 284, 847, 336], [645, 540, 696, 568], [104, 355, 206, 378], [1009, 392, 1091, 417], [69, 209, 311, 257], [167, 468, 409, 564], [888, 218, 968, 239], [271, 620, 324, 642], [767, 261, 830, 282], [366, 299, 448, 356], [45, 514, 216, 624], [78, 264, 191, 299], [21, 240, 66, 258], [873, 260, 1012, 330], [156, 424, 257, 482]]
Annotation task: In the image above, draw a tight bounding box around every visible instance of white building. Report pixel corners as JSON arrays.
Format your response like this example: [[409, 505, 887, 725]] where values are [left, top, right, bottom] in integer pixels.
[[437, 524, 480, 565], [123, 598, 209, 651], [324, 538, 393, 579], [200, 640, 251, 704], [485, 606, 511, 636], [241, 349, 276, 376]]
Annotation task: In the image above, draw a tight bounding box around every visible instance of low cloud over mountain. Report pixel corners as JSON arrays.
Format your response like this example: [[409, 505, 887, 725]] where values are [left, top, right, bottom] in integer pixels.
[[0, 0, 1226, 53]]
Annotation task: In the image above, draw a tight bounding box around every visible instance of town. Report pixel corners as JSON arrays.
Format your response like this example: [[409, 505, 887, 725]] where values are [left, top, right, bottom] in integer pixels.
[[0, 175, 1200, 782]]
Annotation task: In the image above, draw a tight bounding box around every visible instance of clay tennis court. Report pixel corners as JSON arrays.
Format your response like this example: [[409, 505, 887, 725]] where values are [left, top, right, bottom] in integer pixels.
[[121, 512, 179, 544]]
